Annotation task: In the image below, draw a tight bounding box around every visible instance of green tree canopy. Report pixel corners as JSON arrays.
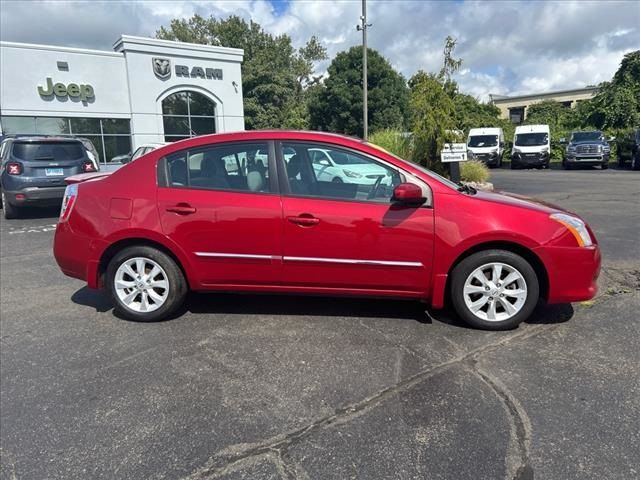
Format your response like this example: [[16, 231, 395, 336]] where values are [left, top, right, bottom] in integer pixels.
[[157, 14, 327, 130], [309, 46, 409, 137]]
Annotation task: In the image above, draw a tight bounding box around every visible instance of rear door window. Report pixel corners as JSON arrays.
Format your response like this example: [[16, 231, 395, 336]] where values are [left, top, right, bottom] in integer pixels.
[[164, 142, 272, 193], [12, 142, 86, 161]]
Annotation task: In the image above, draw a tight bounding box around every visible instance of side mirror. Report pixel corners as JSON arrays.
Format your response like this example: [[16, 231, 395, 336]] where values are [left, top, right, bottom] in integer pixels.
[[392, 183, 426, 206], [121, 154, 132, 164], [559, 138, 566, 144]]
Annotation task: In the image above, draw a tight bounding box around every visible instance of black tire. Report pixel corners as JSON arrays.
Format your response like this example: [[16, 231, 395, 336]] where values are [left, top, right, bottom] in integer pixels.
[[633, 153, 640, 171], [450, 249, 540, 330], [601, 161, 609, 170], [2, 192, 19, 219], [106, 245, 187, 322], [510, 161, 518, 170], [332, 177, 343, 183]]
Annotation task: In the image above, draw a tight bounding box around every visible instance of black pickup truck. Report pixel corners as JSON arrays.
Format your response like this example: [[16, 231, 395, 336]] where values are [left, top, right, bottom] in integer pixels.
[[561, 131, 610, 170], [616, 128, 640, 170]]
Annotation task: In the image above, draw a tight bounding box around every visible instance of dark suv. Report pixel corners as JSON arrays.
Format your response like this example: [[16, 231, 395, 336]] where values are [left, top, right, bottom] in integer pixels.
[[0, 137, 97, 219], [616, 128, 640, 170], [561, 131, 610, 170]]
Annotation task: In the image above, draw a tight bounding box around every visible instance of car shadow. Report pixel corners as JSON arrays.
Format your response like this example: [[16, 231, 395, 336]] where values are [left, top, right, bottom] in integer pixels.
[[71, 287, 574, 328], [71, 286, 433, 323]]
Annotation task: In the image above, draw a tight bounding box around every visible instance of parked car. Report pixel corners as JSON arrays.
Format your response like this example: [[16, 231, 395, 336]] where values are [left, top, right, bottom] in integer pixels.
[[308, 147, 389, 184], [110, 142, 166, 165], [466, 127, 505, 168], [511, 125, 550, 169], [1, 136, 97, 219], [616, 128, 640, 170], [561, 131, 610, 170], [54, 130, 600, 330]]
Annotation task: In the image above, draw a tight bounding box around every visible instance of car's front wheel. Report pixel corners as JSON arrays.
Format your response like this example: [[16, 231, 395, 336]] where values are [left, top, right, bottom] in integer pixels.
[[106, 246, 187, 322], [450, 250, 539, 330]]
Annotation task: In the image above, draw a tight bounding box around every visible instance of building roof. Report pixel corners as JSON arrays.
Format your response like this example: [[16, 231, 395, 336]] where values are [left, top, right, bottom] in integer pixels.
[[490, 86, 598, 104]]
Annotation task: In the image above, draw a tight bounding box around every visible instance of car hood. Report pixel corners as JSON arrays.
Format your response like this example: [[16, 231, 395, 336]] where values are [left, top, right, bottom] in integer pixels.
[[472, 189, 574, 215]]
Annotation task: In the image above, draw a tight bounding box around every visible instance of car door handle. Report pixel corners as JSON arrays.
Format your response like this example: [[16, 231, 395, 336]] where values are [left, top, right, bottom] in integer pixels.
[[287, 214, 320, 227], [166, 204, 197, 215]]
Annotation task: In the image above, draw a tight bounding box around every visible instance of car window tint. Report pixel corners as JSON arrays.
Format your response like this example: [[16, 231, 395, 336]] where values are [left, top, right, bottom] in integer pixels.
[[12, 142, 86, 161], [282, 142, 404, 203], [165, 142, 270, 193]]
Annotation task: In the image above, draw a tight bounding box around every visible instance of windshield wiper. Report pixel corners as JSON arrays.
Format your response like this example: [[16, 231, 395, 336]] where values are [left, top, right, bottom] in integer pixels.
[[457, 183, 477, 194]]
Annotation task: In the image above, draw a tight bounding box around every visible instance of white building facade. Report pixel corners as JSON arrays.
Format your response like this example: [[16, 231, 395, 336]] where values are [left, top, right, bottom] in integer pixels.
[[0, 36, 244, 164]]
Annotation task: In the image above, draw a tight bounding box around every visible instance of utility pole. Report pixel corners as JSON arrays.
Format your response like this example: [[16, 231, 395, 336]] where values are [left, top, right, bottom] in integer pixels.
[[356, 0, 372, 140]]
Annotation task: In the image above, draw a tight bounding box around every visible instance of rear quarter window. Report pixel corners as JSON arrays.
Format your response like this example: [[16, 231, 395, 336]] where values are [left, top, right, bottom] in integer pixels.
[[12, 142, 86, 161]]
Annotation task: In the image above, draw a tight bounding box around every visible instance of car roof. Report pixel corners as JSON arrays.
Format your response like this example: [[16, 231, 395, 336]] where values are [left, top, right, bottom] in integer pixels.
[[9, 135, 84, 143]]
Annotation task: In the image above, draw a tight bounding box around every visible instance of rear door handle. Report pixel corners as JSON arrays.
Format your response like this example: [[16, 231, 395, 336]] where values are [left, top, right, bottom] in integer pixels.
[[287, 214, 320, 227], [166, 204, 197, 215]]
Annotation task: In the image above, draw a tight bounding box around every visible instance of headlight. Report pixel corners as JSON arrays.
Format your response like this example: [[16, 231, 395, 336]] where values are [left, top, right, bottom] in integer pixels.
[[467, 150, 475, 159], [343, 169, 362, 178], [550, 213, 593, 247], [567, 144, 576, 152], [513, 148, 521, 154]]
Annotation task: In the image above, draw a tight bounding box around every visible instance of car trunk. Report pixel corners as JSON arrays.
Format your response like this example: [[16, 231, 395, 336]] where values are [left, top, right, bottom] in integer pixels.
[[11, 141, 89, 188]]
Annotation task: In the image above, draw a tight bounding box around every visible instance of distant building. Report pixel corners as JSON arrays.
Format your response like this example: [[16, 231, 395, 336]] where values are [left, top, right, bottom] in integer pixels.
[[489, 86, 598, 124]]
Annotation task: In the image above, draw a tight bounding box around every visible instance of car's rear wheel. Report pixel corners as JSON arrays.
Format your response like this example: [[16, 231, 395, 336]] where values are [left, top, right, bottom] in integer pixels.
[[632, 153, 640, 171], [2, 192, 19, 219], [450, 250, 539, 330], [106, 246, 187, 322]]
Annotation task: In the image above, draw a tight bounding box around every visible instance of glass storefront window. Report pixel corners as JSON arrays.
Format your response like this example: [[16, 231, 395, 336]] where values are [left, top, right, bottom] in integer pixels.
[[103, 135, 132, 163], [36, 117, 70, 135], [102, 118, 131, 135], [69, 118, 101, 134], [162, 91, 216, 142], [1, 116, 36, 134]]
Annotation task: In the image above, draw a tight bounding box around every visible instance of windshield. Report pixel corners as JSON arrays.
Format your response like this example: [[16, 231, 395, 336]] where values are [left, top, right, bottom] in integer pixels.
[[468, 135, 498, 148], [329, 150, 369, 165], [514, 133, 548, 147], [12, 141, 86, 161], [571, 131, 602, 142]]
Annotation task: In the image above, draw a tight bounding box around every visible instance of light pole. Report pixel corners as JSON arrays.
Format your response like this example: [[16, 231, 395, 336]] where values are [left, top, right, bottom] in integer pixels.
[[356, 0, 372, 140]]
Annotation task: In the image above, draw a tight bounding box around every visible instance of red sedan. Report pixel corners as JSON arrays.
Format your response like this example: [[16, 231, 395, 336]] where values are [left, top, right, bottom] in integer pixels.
[[53, 131, 600, 330]]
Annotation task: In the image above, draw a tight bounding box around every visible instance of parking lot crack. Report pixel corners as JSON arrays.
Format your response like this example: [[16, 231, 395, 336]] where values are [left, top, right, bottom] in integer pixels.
[[184, 324, 555, 479], [466, 361, 533, 480]]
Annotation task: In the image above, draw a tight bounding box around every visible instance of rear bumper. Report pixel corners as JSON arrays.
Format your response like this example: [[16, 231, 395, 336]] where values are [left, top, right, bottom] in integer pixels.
[[534, 245, 601, 304], [54, 221, 102, 288], [5, 186, 66, 205]]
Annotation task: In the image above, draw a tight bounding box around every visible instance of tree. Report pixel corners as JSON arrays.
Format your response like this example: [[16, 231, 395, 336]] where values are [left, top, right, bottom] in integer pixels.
[[583, 50, 640, 130], [157, 15, 327, 130], [407, 71, 456, 172], [309, 46, 409, 137]]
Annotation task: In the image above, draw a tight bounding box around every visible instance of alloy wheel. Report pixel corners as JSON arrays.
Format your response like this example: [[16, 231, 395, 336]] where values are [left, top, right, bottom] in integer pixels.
[[462, 262, 528, 322], [114, 257, 170, 313]]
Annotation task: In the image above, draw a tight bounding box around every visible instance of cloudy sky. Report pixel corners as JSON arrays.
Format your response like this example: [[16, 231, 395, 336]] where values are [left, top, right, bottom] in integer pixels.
[[1, 0, 638, 100]]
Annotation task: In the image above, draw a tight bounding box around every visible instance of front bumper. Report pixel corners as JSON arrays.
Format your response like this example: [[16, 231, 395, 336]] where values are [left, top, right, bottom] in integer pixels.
[[534, 245, 601, 304], [472, 153, 500, 166], [512, 152, 549, 166], [5, 186, 66, 206], [565, 153, 609, 166]]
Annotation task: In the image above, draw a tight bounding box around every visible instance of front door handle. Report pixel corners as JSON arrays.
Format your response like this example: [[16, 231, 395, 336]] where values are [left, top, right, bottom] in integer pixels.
[[166, 203, 197, 215], [287, 214, 320, 227]]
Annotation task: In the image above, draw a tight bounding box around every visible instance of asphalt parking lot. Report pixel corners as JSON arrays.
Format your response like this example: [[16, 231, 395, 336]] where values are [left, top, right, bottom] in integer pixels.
[[1, 168, 639, 480]]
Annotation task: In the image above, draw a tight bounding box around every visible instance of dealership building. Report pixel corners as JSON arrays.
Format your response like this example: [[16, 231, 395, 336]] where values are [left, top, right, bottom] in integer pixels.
[[0, 36, 245, 164]]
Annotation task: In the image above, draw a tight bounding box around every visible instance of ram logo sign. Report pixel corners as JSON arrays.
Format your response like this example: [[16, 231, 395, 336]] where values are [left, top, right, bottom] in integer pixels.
[[152, 57, 171, 79]]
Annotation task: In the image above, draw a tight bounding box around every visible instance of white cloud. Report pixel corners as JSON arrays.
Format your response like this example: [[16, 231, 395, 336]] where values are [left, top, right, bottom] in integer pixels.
[[1, 0, 637, 101]]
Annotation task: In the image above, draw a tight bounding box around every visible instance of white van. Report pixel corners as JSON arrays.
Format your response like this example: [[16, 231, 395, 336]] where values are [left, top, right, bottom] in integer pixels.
[[511, 124, 551, 169], [467, 128, 505, 168]]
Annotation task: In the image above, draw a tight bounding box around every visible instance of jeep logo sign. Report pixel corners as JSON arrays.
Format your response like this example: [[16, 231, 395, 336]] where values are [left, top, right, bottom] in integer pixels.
[[38, 77, 95, 102]]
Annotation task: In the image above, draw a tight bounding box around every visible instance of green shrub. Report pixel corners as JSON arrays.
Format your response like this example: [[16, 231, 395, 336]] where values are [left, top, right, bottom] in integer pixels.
[[368, 129, 413, 160], [460, 160, 490, 183]]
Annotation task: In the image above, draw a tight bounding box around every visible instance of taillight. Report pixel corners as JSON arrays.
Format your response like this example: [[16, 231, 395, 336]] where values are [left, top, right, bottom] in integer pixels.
[[59, 184, 78, 221], [82, 161, 96, 173], [7, 162, 22, 175]]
